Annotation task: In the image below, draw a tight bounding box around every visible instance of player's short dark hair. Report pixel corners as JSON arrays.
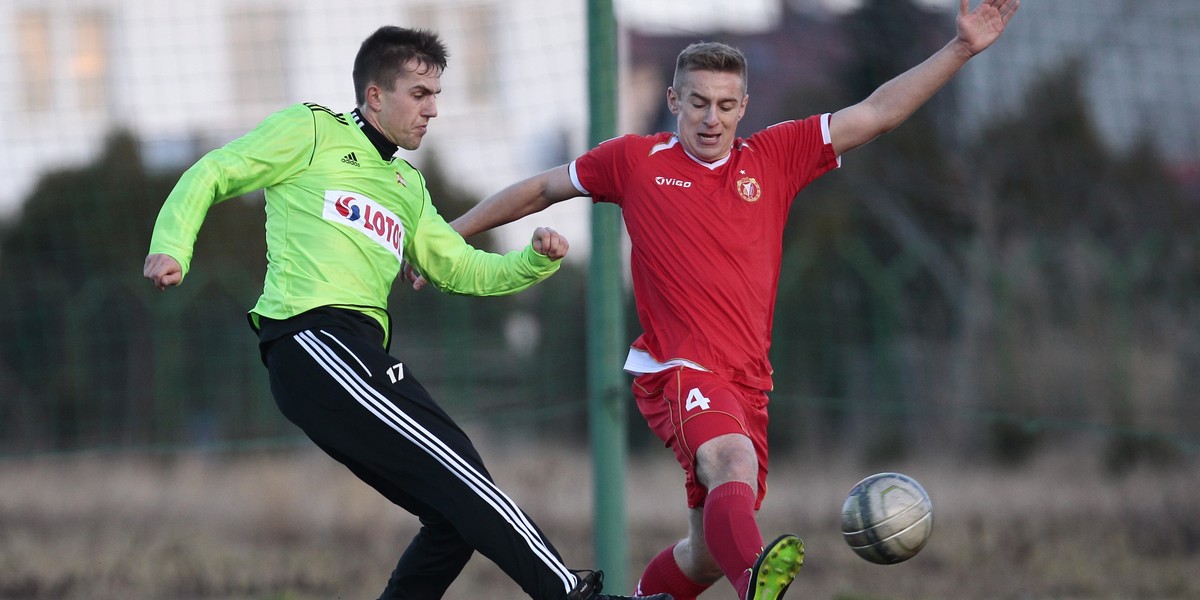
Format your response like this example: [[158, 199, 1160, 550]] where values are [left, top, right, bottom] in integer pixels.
[[353, 26, 449, 106], [672, 42, 748, 94]]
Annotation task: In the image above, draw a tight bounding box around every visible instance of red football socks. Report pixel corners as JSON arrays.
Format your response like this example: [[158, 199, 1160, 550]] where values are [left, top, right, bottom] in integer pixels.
[[703, 481, 763, 598], [636, 543, 712, 600]]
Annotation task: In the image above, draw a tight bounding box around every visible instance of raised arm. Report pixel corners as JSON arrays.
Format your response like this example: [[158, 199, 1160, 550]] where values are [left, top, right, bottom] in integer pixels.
[[829, 0, 1019, 156], [451, 164, 583, 238]]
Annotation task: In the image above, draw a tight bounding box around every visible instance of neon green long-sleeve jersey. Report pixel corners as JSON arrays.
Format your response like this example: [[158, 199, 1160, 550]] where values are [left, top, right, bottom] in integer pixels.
[[149, 103, 560, 334]]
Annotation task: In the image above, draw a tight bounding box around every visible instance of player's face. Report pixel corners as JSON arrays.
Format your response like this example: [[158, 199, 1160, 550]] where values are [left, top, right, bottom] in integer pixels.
[[668, 69, 748, 163], [369, 59, 442, 151]]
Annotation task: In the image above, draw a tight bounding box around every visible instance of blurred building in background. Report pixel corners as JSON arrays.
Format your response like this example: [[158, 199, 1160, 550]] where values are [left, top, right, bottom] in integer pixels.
[[0, 0, 592, 250], [3, 0, 1198, 235]]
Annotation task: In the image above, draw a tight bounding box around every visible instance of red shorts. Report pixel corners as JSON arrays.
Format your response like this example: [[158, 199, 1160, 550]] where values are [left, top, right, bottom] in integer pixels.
[[632, 366, 770, 509]]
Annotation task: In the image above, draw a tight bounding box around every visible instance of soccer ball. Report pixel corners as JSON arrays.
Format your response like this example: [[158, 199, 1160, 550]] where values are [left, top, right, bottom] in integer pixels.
[[840, 472, 933, 564]]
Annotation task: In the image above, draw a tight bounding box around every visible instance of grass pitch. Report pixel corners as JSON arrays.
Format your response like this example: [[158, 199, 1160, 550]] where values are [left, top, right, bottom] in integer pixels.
[[1, 436, 1196, 599]]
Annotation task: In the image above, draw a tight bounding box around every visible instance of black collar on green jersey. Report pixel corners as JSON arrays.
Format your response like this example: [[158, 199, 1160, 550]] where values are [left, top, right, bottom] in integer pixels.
[[352, 108, 399, 161]]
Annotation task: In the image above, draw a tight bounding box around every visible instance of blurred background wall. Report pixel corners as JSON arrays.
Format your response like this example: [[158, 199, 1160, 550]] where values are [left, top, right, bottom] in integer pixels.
[[1, 0, 1197, 473]]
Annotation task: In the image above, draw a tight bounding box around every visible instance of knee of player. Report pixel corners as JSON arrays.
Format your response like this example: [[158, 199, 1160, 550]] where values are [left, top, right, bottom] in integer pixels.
[[695, 433, 757, 485]]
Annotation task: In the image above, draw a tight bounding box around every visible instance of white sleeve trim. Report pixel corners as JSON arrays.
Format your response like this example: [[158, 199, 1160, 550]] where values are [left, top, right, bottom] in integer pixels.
[[567, 160, 590, 196], [820, 112, 843, 168]]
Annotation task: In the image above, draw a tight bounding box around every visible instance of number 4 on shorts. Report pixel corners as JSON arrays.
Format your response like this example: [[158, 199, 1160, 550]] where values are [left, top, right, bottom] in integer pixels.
[[685, 387, 711, 412]]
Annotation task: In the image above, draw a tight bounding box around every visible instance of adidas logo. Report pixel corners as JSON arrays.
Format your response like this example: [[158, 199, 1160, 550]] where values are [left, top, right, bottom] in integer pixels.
[[341, 152, 360, 167]]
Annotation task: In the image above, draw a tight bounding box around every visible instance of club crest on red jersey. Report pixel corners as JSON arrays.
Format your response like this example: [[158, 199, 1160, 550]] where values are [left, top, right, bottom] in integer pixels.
[[736, 175, 761, 203]]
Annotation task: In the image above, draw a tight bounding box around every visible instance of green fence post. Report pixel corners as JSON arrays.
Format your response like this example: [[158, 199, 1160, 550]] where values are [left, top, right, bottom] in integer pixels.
[[586, 0, 628, 589]]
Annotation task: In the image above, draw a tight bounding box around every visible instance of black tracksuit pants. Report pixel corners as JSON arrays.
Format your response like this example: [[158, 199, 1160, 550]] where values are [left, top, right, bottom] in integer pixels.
[[258, 310, 579, 600]]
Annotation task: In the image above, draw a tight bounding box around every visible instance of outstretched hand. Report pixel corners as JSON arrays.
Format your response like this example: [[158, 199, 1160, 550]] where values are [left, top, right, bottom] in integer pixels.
[[957, 0, 1019, 56], [143, 253, 183, 291], [531, 226, 568, 261]]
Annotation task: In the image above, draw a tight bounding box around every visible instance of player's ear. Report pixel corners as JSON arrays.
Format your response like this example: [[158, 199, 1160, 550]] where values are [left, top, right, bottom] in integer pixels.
[[666, 86, 680, 115], [364, 83, 384, 112]]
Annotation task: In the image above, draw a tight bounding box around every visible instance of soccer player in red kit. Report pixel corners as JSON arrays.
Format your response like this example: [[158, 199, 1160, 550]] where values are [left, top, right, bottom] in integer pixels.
[[412, 1, 1019, 598]]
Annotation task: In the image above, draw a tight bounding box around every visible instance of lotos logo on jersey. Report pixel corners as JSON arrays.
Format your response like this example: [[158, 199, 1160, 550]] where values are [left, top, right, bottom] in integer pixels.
[[323, 190, 405, 262], [335, 195, 362, 221], [736, 176, 761, 203]]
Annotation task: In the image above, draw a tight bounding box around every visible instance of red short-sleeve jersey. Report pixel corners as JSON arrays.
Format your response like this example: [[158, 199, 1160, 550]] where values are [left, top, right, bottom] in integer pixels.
[[570, 114, 840, 390]]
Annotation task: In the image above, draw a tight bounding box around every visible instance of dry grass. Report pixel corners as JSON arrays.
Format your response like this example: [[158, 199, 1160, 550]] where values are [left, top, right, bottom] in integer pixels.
[[1, 433, 1197, 600]]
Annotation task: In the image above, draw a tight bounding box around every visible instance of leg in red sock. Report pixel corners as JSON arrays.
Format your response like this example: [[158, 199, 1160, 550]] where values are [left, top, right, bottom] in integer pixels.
[[636, 543, 712, 600], [702, 481, 764, 598]]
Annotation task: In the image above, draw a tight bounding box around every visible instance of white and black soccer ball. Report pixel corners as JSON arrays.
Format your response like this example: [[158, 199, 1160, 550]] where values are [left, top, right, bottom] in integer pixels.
[[841, 472, 933, 564]]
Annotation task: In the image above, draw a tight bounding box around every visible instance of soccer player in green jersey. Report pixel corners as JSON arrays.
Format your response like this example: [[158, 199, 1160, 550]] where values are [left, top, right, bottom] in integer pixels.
[[144, 26, 669, 600]]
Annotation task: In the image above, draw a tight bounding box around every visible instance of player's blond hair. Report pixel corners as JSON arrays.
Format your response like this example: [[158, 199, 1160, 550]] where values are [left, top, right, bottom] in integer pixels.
[[672, 42, 748, 94]]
